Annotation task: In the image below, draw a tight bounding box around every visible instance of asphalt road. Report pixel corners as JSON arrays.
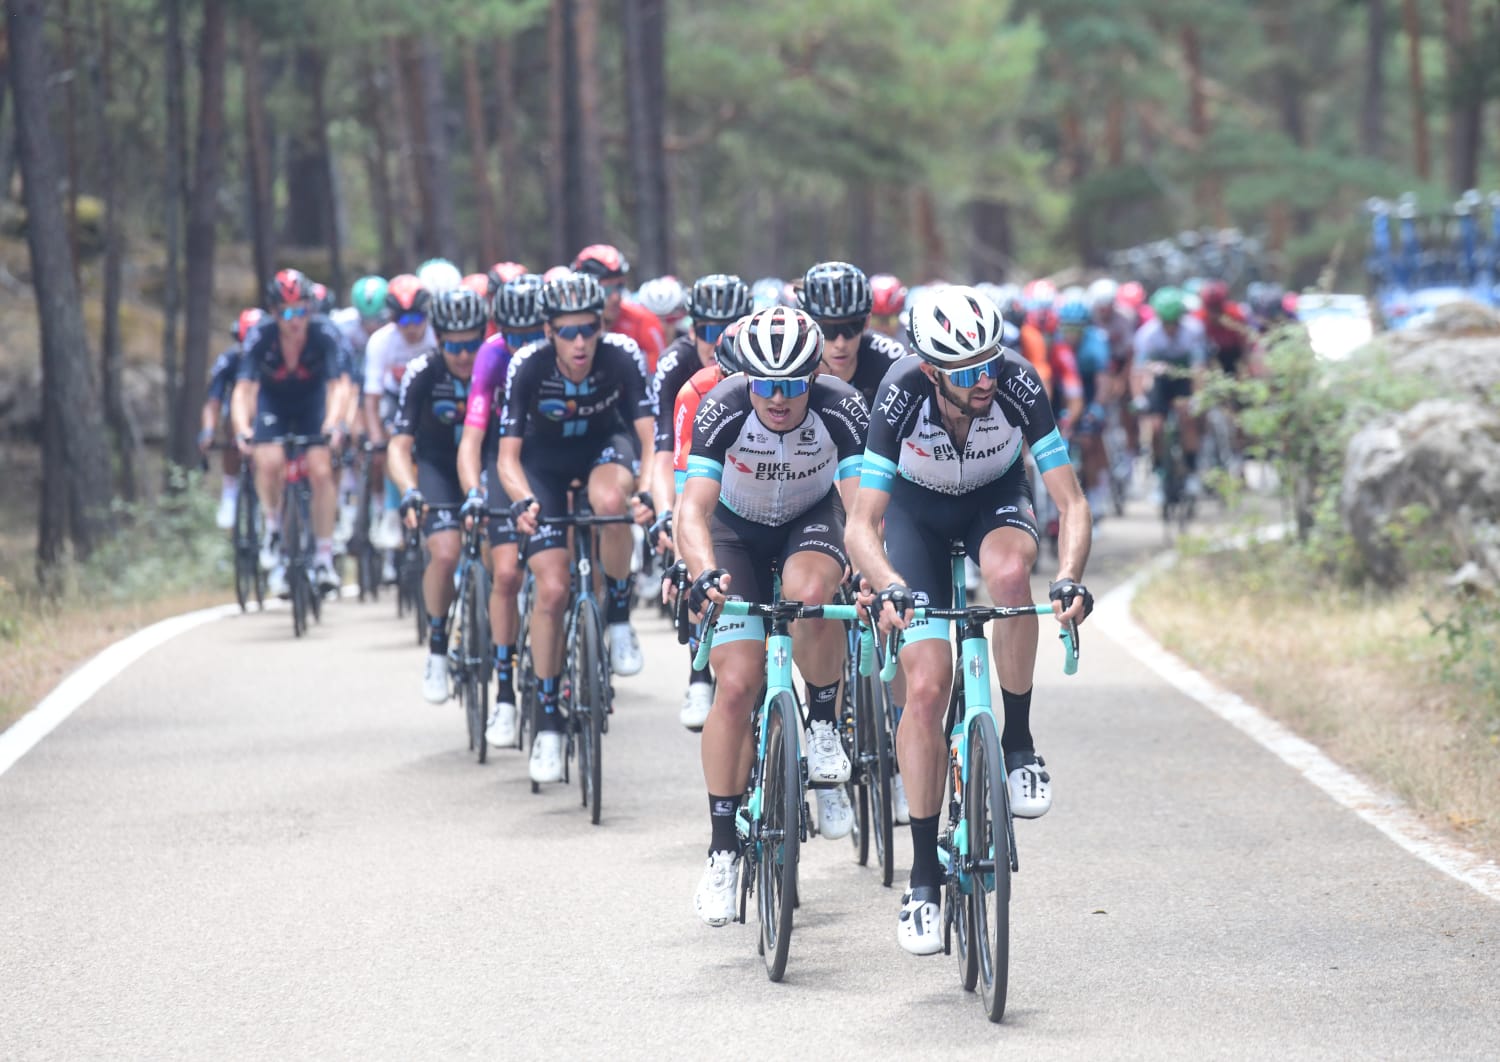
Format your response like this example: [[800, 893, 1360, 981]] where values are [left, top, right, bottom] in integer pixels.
[[3, 503, 1498, 1060]]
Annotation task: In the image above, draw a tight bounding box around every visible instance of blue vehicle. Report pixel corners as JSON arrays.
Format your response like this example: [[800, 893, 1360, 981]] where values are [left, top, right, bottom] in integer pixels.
[[1366, 192, 1499, 329]]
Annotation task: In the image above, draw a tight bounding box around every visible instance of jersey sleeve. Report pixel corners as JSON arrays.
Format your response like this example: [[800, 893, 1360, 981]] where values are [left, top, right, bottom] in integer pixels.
[[362, 329, 389, 395], [672, 377, 706, 492], [392, 354, 432, 438], [652, 346, 685, 450], [859, 361, 922, 493], [237, 325, 271, 381], [613, 336, 655, 424], [994, 355, 1070, 473], [816, 378, 869, 480], [500, 345, 538, 437], [311, 321, 347, 382], [464, 340, 508, 432], [207, 350, 238, 402], [686, 380, 747, 484]]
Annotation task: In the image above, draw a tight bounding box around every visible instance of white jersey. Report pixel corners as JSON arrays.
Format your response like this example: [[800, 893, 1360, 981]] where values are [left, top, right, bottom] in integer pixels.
[[363, 320, 437, 397], [330, 307, 377, 362]]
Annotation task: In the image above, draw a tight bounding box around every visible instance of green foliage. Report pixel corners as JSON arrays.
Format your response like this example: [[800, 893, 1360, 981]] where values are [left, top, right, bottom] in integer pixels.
[[1425, 595, 1500, 729]]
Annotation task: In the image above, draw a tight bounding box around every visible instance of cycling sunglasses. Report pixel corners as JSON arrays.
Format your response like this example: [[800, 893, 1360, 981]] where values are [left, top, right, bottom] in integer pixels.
[[397, 311, 428, 327], [442, 337, 484, 355], [280, 306, 309, 321], [601, 282, 628, 296], [748, 377, 812, 400], [694, 322, 728, 343], [503, 329, 546, 348], [817, 317, 866, 341], [554, 322, 602, 341], [938, 348, 1003, 389]]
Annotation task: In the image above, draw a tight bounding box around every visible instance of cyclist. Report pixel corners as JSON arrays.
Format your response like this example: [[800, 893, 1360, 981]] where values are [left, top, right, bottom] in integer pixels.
[[637, 275, 690, 339], [650, 275, 754, 730], [1058, 294, 1113, 517], [749, 277, 786, 311], [571, 243, 666, 375], [230, 268, 350, 596], [868, 273, 908, 343], [201, 308, 265, 529], [363, 275, 437, 555], [845, 285, 1093, 956], [417, 257, 463, 293], [678, 306, 870, 927], [388, 286, 488, 704], [1132, 286, 1206, 498], [797, 260, 905, 409], [1197, 280, 1250, 379], [485, 261, 530, 339], [497, 271, 657, 785], [462, 273, 548, 747], [330, 276, 389, 383]]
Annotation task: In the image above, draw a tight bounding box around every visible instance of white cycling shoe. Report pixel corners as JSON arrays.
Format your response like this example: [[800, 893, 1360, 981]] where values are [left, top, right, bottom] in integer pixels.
[[529, 730, 564, 783], [814, 787, 854, 840], [608, 623, 644, 676], [215, 493, 237, 531], [680, 682, 712, 731], [1007, 752, 1052, 819], [805, 720, 850, 784], [267, 563, 289, 599], [258, 533, 281, 573], [486, 700, 518, 747], [371, 509, 404, 551], [422, 653, 449, 705], [898, 886, 944, 956], [694, 850, 740, 928], [892, 772, 911, 824]]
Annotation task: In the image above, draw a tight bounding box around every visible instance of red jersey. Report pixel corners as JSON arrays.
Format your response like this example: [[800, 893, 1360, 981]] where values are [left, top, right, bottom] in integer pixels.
[[613, 302, 666, 375], [673, 365, 724, 486]]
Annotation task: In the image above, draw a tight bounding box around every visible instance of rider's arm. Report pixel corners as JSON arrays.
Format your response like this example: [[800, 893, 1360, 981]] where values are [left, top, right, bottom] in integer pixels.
[[633, 416, 656, 501], [386, 355, 429, 493], [457, 425, 485, 496], [496, 436, 533, 508], [675, 476, 720, 580], [846, 485, 896, 589], [230, 379, 256, 440], [1041, 462, 1090, 584]]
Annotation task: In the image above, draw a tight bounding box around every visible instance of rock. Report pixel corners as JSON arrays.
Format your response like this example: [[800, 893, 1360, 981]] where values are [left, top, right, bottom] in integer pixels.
[[1341, 399, 1500, 587]]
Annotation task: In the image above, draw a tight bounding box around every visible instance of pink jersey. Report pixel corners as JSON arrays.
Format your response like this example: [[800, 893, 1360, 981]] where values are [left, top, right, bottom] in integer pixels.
[[464, 334, 513, 432]]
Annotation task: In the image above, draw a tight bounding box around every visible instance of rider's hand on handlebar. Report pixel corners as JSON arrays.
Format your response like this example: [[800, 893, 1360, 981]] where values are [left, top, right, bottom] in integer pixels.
[[875, 582, 914, 635], [399, 488, 425, 531], [460, 489, 486, 530], [688, 568, 729, 622], [630, 490, 656, 528], [1048, 578, 1094, 625], [235, 431, 254, 457], [510, 496, 540, 537]]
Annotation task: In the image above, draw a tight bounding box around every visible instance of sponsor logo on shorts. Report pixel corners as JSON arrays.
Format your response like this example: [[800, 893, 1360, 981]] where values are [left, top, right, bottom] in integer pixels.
[[803, 523, 829, 533], [995, 505, 1018, 515]]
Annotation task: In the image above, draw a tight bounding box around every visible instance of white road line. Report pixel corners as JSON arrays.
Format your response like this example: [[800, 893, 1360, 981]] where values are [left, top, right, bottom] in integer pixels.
[[1095, 565, 1500, 905]]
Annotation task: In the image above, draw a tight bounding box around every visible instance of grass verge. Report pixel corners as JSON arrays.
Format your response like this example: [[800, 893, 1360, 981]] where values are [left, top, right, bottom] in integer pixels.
[[1134, 543, 1500, 863]]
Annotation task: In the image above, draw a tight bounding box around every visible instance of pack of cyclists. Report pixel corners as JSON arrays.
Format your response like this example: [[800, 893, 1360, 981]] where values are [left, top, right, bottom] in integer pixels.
[[207, 247, 1286, 956]]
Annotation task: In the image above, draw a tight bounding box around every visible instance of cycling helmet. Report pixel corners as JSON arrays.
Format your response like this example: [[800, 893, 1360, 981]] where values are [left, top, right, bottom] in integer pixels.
[[1199, 279, 1230, 312], [906, 284, 1005, 367], [1118, 281, 1147, 311], [310, 282, 336, 315], [350, 275, 388, 319], [571, 243, 631, 279], [870, 273, 907, 316], [1057, 295, 1091, 327], [687, 274, 752, 322], [235, 307, 266, 343], [713, 316, 750, 375], [266, 268, 311, 308], [385, 273, 432, 316], [541, 271, 606, 319], [636, 276, 687, 319], [1247, 281, 1287, 319], [1149, 286, 1189, 324], [1021, 279, 1056, 313], [416, 258, 462, 293], [486, 261, 528, 291], [541, 264, 573, 284], [735, 306, 825, 379], [430, 285, 488, 334], [492, 273, 546, 331], [750, 277, 785, 312], [992, 283, 1027, 328], [1086, 277, 1118, 310], [798, 261, 872, 319]]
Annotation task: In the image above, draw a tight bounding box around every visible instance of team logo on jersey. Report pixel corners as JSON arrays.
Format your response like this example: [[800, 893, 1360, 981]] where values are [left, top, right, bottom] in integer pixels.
[[433, 399, 464, 424], [539, 398, 577, 420], [904, 440, 931, 458], [726, 455, 754, 474], [799, 427, 817, 444], [1004, 373, 1041, 407]]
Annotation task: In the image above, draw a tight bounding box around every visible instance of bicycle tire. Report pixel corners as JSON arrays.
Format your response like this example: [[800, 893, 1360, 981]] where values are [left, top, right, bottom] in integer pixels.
[[864, 672, 895, 888], [301, 488, 323, 626], [251, 481, 265, 611], [759, 691, 801, 982], [571, 601, 606, 824], [233, 488, 253, 613], [845, 654, 869, 867], [463, 566, 488, 764], [284, 488, 307, 638], [966, 711, 1012, 1023]]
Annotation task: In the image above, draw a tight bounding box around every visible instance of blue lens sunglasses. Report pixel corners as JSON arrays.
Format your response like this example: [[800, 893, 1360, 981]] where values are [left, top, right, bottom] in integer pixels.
[[442, 337, 484, 355], [748, 377, 812, 400], [940, 349, 1003, 388]]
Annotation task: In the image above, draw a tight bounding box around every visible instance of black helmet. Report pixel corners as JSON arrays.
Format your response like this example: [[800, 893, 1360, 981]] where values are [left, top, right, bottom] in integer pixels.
[[687, 274, 752, 323], [429, 286, 488, 333], [798, 261, 872, 319], [540, 271, 606, 319], [714, 315, 751, 375], [492, 273, 546, 331]]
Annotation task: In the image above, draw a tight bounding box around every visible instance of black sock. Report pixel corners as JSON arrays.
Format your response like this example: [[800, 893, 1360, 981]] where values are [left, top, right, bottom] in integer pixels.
[[1000, 687, 1033, 759], [428, 617, 448, 656], [806, 681, 840, 726], [909, 814, 942, 891], [606, 577, 632, 625], [1185, 449, 1199, 472], [539, 676, 563, 732], [689, 661, 712, 686], [709, 792, 742, 854], [493, 644, 515, 702]]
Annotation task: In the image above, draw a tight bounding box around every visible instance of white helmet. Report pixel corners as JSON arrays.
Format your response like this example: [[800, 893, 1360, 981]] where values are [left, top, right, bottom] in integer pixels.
[[906, 284, 1005, 367], [417, 258, 462, 293], [635, 275, 686, 318], [735, 306, 824, 379], [1087, 277, 1119, 310]]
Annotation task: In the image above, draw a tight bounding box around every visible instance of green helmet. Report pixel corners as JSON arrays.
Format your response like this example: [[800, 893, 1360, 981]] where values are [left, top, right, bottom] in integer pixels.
[[1149, 286, 1188, 324], [350, 275, 388, 319]]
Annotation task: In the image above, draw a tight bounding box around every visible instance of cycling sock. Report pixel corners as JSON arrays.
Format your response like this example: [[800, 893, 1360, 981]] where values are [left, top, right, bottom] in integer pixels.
[[428, 616, 448, 656], [221, 474, 238, 496], [689, 661, 712, 686], [493, 644, 515, 701], [806, 681, 840, 726], [539, 676, 563, 732], [265, 511, 282, 535], [1000, 687, 1033, 758], [709, 792, 743, 854], [605, 577, 632, 625], [315, 538, 334, 564], [384, 478, 400, 511], [909, 814, 942, 891]]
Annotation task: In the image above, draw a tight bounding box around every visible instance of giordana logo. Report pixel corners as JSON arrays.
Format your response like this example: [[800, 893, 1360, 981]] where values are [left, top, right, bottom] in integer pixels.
[[995, 505, 1018, 516], [803, 523, 829, 533], [799, 427, 817, 444]]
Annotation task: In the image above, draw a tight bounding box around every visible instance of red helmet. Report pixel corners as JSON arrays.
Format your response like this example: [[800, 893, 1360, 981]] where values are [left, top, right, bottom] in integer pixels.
[[266, 268, 311, 308], [870, 273, 907, 316], [1199, 280, 1229, 312], [571, 243, 630, 279], [235, 307, 266, 343], [487, 261, 528, 291], [541, 264, 573, 284], [384, 273, 431, 316], [460, 273, 490, 299], [1118, 281, 1147, 310]]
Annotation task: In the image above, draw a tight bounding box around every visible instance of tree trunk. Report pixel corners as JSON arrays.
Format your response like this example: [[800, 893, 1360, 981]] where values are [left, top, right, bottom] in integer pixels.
[[1105, 96, 1126, 167], [241, 18, 275, 292], [1362, 0, 1388, 158], [493, 36, 521, 259], [968, 199, 1013, 280], [1402, 0, 1431, 179], [94, 0, 139, 499], [0, 33, 14, 202], [1180, 25, 1220, 219], [283, 46, 330, 249], [461, 42, 499, 265], [849, 178, 874, 270], [358, 50, 399, 275], [172, 0, 227, 471], [388, 36, 421, 267], [621, 0, 670, 276], [161, 0, 186, 452], [1444, 0, 1481, 192], [9, 0, 113, 568], [61, 0, 80, 274], [547, 0, 570, 263], [309, 45, 343, 295], [913, 186, 947, 280], [573, 0, 605, 245], [417, 36, 458, 261]]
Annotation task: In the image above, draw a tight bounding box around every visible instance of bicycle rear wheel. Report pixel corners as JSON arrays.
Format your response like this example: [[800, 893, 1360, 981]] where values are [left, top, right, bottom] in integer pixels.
[[758, 691, 801, 982], [966, 711, 1012, 1023], [462, 566, 489, 764], [569, 601, 606, 824]]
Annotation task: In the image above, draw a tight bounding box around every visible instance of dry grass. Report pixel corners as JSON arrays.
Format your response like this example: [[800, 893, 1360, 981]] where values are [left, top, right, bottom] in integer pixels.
[[1135, 548, 1500, 862]]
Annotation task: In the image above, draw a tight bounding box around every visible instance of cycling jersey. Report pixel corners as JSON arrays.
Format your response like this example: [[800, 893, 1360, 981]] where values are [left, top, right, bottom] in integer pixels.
[[1133, 317, 1207, 369], [363, 320, 437, 397], [501, 333, 653, 445], [825, 332, 906, 409], [1199, 303, 1250, 375], [652, 335, 711, 451], [464, 335, 514, 436], [612, 303, 666, 375], [207, 345, 240, 404], [673, 365, 724, 492], [860, 354, 1070, 498], [393, 352, 472, 465], [238, 317, 346, 396], [687, 376, 867, 526], [330, 307, 378, 390], [1048, 342, 1083, 405], [1017, 323, 1054, 393]]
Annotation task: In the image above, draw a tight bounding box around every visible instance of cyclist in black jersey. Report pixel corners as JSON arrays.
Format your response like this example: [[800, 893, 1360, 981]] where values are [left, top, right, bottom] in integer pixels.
[[231, 268, 350, 597], [497, 271, 657, 786], [200, 308, 264, 530], [846, 285, 1093, 957], [798, 260, 906, 409], [678, 306, 870, 927], [388, 287, 489, 705]]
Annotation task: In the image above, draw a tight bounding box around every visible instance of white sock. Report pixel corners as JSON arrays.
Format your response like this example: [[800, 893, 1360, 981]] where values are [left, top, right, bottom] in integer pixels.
[[221, 474, 238, 497], [316, 538, 334, 565]]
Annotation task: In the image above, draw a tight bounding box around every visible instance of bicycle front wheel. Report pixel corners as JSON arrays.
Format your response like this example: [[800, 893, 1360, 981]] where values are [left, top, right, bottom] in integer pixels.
[[862, 671, 895, 887], [759, 691, 801, 982], [284, 494, 307, 638], [570, 600, 606, 824], [463, 567, 489, 764], [966, 711, 1012, 1023]]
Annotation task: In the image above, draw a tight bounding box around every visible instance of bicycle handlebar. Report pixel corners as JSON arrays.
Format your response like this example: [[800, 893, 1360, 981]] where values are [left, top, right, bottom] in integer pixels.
[[870, 603, 1080, 679], [692, 600, 874, 672]]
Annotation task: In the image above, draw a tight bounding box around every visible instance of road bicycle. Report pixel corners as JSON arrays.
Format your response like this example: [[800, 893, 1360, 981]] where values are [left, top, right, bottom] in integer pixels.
[[225, 447, 265, 612], [397, 522, 427, 647], [350, 440, 387, 602], [447, 507, 494, 764], [842, 587, 895, 887], [269, 434, 327, 638]]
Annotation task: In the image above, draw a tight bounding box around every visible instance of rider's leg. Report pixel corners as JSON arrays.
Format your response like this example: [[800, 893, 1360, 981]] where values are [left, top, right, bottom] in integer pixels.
[[588, 461, 636, 622], [979, 526, 1040, 758], [488, 541, 522, 699], [422, 528, 461, 648], [253, 443, 286, 534], [305, 446, 337, 565], [894, 637, 955, 888], [526, 546, 571, 731], [783, 549, 845, 715], [701, 640, 766, 807]]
